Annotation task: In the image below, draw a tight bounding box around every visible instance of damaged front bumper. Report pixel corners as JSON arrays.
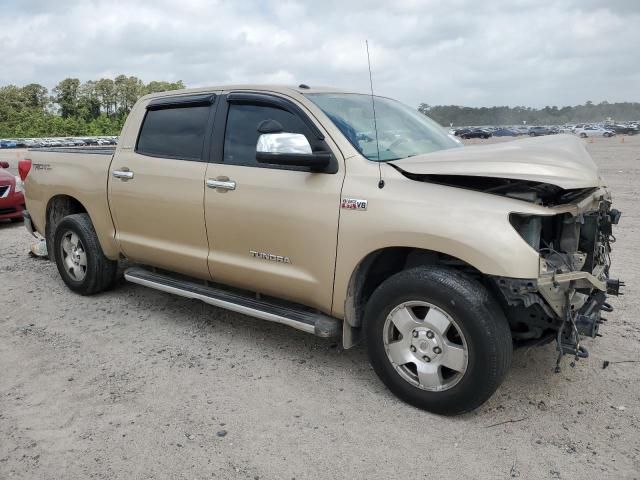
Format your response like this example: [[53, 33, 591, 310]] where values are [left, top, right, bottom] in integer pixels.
[[495, 189, 623, 368]]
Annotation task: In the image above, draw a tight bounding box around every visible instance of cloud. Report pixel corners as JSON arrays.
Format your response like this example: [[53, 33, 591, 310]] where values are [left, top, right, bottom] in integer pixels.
[[0, 0, 638, 107]]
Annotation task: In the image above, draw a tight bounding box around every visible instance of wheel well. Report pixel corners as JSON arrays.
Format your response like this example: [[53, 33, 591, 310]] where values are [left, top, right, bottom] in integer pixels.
[[344, 247, 482, 331], [45, 195, 88, 252]]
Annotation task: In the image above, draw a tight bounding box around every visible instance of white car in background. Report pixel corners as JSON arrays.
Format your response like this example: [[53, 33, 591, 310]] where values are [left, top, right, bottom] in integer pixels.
[[573, 125, 616, 138]]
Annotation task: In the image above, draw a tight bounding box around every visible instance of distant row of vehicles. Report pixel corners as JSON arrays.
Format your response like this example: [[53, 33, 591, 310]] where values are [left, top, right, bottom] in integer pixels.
[[451, 122, 639, 139], [0, 137, 118, 149]]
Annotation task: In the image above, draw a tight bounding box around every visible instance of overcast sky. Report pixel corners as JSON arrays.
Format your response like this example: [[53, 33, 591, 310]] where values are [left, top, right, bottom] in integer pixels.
[[1, 0, 639, 108]]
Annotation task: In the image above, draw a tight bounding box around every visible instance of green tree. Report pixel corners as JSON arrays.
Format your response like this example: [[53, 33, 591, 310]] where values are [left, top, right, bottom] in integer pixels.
[[145, 80, 185, 94], [21, 84, 48, 109], [95, 78, 117, 116], [52, 78, 81, 118]]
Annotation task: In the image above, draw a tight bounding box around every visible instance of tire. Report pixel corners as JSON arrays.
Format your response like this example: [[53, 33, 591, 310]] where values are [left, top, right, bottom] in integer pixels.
[[363, 266, 512, 415], [529, 132, 536, 137], [580, 133, 587, 138], [53, 213, 118, 295]]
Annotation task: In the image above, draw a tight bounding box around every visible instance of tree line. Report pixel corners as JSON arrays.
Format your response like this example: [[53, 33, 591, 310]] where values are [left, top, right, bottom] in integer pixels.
[[418, 101, 640, 127], [2, 76, 640, 137], [0, 76, 184, 138]]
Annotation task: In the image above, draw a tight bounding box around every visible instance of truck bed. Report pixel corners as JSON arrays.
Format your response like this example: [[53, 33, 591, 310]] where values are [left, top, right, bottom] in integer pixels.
[[25, 145, 120, 259]]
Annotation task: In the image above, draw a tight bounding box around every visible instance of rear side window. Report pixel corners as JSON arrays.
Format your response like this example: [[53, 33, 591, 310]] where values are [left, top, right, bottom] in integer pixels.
[[223, 104, 314, 168], [137, 105, 210, 160]]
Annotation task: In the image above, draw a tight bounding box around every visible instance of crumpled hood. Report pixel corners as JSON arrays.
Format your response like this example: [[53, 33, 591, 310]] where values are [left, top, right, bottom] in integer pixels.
[[389, 134, 600, 189]]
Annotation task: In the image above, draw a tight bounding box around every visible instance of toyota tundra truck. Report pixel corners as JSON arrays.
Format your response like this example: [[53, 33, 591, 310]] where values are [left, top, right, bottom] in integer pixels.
[[20, 85, 622, 415]]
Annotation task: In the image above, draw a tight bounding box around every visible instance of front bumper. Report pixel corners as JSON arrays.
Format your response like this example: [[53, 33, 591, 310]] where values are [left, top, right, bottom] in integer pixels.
[[0, 189, 25, 220], [496, 194, 622, 359]]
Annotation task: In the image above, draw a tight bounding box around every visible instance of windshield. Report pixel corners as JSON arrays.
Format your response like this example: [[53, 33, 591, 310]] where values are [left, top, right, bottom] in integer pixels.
[[306, 93, 460, 161]]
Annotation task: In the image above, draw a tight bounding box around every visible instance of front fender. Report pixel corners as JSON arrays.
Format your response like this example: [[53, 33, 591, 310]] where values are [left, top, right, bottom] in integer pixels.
[[332, 163, 547, 319]]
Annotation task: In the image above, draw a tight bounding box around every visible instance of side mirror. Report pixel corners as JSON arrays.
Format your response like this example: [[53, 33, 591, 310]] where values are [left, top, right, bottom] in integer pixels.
[[0, 161, 9, 169], [256, 133, 331, 171]]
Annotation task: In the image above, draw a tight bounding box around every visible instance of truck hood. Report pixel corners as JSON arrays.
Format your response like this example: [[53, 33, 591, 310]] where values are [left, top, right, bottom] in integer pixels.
[[389, 134, 600, 189]]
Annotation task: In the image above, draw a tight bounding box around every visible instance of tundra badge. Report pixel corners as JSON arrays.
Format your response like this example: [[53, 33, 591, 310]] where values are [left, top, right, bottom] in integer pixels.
[[250, 250, 291, 264]]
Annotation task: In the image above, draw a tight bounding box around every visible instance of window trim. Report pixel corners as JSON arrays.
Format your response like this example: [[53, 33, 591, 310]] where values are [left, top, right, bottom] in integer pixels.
[[147, 93, 216, 110], [226, 92, 325, 141], [135, 97, 216, 162]]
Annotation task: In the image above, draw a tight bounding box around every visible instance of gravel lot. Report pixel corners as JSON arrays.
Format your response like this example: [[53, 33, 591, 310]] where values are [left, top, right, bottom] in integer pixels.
[[1, 136, 639, 479]]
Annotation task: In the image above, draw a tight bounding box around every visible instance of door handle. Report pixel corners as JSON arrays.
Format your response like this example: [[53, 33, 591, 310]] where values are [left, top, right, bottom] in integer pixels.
[[206, 178, 236, 191], [112, 169, 134, 180]]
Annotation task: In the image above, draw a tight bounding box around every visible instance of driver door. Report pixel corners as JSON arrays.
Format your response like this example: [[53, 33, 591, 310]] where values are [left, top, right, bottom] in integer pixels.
[[203, 93, 345, 313]]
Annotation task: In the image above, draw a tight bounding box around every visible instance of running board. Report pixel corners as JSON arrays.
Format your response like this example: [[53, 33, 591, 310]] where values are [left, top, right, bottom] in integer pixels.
[[124, 267, 340, 337]]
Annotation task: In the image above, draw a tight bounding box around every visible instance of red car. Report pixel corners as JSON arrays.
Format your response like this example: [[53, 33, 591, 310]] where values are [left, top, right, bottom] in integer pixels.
[[0, 161, 25, 222]]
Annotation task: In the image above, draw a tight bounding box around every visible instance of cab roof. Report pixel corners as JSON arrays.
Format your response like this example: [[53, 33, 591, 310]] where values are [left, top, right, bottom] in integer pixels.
[[141, 84, 363, 101]]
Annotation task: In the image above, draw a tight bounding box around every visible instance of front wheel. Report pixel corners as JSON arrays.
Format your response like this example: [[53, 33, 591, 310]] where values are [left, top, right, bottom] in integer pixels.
[[364, 266, 512, 415]]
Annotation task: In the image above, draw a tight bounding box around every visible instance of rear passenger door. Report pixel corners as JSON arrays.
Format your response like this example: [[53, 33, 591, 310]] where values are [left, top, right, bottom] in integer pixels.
[[203, 92, 345, 313], [109, 93, 217, 279]]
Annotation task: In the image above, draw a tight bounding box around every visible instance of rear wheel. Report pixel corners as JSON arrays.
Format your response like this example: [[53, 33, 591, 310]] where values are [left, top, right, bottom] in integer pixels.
[[580, 132, 587, 138], [364, 266, 512, 415], [53, 213, 118, 295]]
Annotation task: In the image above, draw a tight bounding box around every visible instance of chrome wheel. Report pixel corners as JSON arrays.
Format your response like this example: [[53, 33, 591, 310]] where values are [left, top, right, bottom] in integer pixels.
[[60, 231, 87, 281], [383, 301, 468, 392]]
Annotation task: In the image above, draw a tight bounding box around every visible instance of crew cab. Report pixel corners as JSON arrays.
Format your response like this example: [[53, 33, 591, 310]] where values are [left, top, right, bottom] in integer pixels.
[[20, 85, 622, 415]]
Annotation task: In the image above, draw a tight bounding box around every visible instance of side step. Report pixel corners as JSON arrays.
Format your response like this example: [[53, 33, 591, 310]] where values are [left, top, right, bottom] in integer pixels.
[[124, 267, 341, 337]]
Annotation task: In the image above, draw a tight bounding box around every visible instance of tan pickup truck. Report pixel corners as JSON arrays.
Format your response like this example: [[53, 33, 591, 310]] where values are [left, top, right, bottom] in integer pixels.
[[20, 85, 622, 414]]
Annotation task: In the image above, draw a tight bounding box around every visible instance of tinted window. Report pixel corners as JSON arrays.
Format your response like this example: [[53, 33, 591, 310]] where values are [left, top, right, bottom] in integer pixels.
[[223, 104, 313, 168], [137, 105, 210, 160]]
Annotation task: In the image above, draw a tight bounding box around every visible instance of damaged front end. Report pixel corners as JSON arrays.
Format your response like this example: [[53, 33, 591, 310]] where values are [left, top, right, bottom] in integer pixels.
[[496, 192, 623, 370], [388, 135, 623, 369]]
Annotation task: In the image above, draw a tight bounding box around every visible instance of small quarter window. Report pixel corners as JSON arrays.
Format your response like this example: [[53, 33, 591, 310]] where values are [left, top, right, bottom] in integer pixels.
[[137, 105, 211, 160]]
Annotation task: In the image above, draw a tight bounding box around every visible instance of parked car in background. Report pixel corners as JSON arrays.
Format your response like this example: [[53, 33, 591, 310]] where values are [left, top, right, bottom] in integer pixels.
[[0, 161, 25, 222], [513, 126, 530, 136], [574, 125, 616, 138], [528, 126, 552, 137], [607, 124, 639, 135], [0, 139, 17, 148], [492, 127, 518, 137], [454, 127, 492, 139]]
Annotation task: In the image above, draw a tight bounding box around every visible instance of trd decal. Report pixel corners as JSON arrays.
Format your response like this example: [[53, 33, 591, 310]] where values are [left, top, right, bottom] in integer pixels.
[[341, 198, 368, 211]]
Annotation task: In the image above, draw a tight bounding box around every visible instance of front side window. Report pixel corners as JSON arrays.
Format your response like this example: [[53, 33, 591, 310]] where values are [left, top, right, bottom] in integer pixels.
[[137, 105, 210, 160], [306, 93, 460, 161], [223, 103, 314, 168]]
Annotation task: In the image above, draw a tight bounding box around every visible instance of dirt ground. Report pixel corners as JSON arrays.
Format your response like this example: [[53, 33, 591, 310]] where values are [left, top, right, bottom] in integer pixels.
[[1, 136, 639, 479]]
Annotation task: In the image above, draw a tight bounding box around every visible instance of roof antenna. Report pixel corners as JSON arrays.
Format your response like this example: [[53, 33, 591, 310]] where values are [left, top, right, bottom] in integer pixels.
[[366, 40, 384, 189]]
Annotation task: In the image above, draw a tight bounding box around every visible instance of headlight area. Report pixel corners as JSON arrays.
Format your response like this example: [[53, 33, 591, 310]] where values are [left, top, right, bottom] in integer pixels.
[[14, 176, 24, 193], [492, 204, 623, 370]]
